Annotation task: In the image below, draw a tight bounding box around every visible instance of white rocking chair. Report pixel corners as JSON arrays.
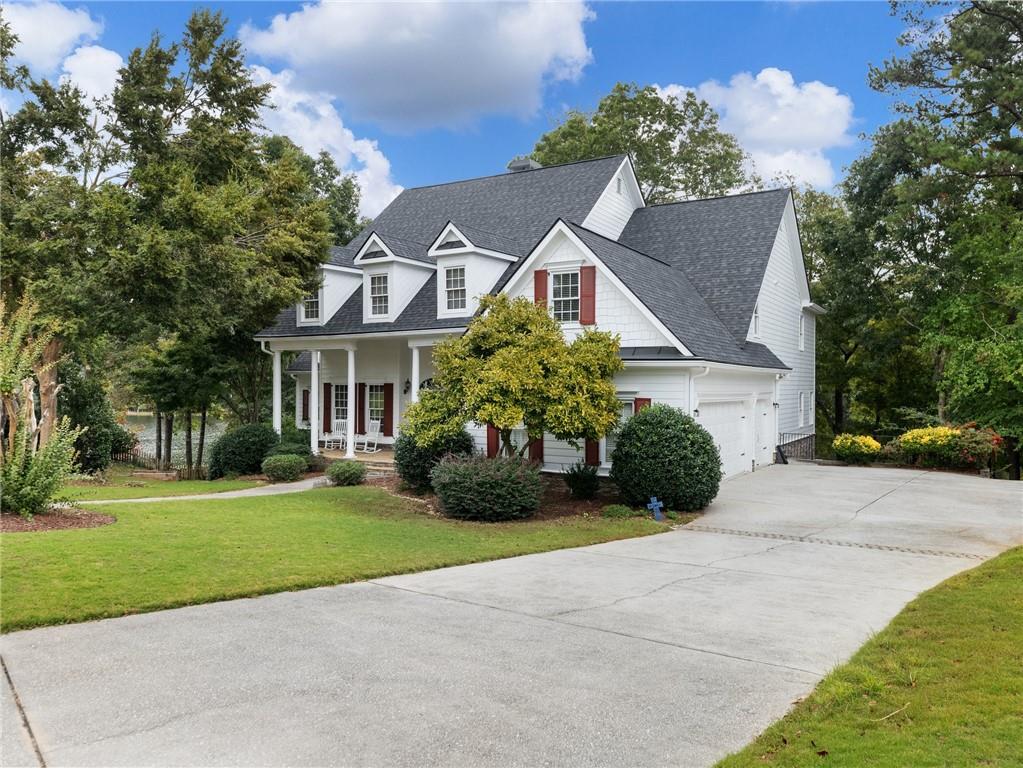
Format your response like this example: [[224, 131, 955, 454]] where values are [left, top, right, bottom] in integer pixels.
[[356, 419, 382, 453], [324, 418, 348, 451]]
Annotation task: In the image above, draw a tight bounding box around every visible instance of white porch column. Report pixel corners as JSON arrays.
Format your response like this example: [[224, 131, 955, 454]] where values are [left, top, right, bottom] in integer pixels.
[[345, 346, 356, 458], [309, 350, 320, 456], [410, 345, 421, 403], [271, 350, 282, 435]]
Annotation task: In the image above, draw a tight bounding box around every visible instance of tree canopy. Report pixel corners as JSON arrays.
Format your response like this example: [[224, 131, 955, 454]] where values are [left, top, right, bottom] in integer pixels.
[[532, 83, 753, 203]]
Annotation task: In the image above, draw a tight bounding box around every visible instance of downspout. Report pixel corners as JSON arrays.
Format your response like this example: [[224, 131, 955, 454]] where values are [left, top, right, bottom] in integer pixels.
[[688, 366, 711, 417]]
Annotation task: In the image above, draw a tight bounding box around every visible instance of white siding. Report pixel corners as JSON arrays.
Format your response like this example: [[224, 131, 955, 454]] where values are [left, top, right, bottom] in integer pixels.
[[749, 198, 815, 440], [362, 261, 432, 324], [580, 160, 644, 240], [321, 269, 361, 320], [507, 231, 673, 348]]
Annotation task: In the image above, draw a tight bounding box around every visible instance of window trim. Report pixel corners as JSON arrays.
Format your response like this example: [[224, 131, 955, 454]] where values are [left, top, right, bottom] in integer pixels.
[[369, 272, 389, 317], [601, 396, 636, 467], [333, 383, 348, 423], [298, 288, 323, 325], [367, 383, 386, 424], [798, 313, 805, 351], [444, 265, 467, 312], [550, 268, 581, 324]]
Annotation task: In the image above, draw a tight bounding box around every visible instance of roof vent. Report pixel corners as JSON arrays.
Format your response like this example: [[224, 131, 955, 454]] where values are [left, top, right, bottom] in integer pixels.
[[506, 156, 542, 173]]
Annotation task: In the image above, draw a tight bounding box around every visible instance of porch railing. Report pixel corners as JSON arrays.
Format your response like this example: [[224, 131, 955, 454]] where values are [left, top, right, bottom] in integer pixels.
[[778, 432, 816, 461]]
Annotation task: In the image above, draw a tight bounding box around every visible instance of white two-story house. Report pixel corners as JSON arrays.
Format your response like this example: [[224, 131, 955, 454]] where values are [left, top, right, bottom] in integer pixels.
[[256, 155, 821, 478]]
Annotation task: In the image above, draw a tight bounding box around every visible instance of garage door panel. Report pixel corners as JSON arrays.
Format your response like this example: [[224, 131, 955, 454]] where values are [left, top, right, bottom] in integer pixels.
[[697, 401, 747, 478]]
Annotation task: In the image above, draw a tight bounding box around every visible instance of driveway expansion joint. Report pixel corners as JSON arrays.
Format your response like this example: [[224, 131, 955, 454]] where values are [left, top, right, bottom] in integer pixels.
[[2, 655, 46, 768], [681, 525, 986, 560]]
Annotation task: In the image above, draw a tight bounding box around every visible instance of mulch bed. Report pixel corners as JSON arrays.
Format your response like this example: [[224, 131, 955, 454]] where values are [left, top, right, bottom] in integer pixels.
[[365, 473, 626, 520], [2, 508, 116, 533]]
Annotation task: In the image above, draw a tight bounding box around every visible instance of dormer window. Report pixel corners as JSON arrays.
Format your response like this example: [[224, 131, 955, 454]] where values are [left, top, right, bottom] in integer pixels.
[[300, 292, 320, 322], [445, 266, 466, 310], [552, 271, 580, 322], [370, 274, 389, 316]]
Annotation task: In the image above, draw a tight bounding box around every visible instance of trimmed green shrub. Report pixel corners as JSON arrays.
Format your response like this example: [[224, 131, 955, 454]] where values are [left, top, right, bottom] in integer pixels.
[[832, 434, 882, 464], [394, 429, 475, 492], [1, 415, 82, 518], [261, 454, 307, 482], [57, 363, 122, 474], [208, 424, 279, 479], [280, 422, 311, 447], [326, 460, 366, 486], [601, 503, 645, 519], [564, 461, 599, 499], [610, 404, 721, 512], [431, 455, 542, 521], [265, 441, 312, 460]]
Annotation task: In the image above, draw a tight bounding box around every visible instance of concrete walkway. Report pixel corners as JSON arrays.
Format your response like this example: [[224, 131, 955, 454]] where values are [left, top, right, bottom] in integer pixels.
[[3, 465, 1020, 767], [83, 476, 329, 505]]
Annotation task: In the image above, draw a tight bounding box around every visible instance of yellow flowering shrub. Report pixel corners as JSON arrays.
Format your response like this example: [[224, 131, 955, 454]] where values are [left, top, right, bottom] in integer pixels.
[[833, 434, 882, 464], [898, 426, 960, 453]]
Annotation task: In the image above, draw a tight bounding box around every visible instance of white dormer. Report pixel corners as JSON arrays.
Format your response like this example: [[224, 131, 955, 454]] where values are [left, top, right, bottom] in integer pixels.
[[428, 222, 518, 318], [354, 232, 433, 323], [296, 263, 361, 326]]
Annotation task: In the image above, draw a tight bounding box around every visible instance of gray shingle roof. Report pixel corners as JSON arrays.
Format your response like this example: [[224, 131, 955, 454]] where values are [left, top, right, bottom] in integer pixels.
[[445, 222, 522, 256], [567, 223, 787, 370], [328, 155, 626, 268], [619, 188, 791, 341]]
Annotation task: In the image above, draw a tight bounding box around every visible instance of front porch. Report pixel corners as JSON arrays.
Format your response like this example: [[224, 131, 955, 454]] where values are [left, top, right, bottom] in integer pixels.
[[265, 335, 455, 458], [321, 445, 396, 470]]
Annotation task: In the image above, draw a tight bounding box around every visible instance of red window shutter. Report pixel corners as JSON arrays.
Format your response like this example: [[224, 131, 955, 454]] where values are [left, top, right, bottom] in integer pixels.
[[529, 437, 544, 464], [585, 438, 600, 466], [382, 383, 394, 436], [486, 425, 499, 458], [356, 383, 366, 434], [580, 265, 596, 325], [301, 390, 310, 422], [534, 269, 548, 306], [635, 397, 652, 412], [322, 383, 332, 434]]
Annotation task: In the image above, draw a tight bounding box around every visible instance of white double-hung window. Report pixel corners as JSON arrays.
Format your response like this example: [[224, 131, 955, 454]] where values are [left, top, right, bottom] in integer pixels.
[[333, 384, 348, 422], [370, 274, 388, 316], [552, 271, 580, 322], [301, 292, 320, 322], [368, 384, 385, 423], [445, 266, 466, 310]]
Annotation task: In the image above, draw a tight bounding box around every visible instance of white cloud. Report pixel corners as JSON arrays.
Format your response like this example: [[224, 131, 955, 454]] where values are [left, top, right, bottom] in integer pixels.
[[251, 66, 402, 218], [60, 45, 122, 101], [658, 68, 855, 188], [241, 1, 593, 130], [6, 1, 102, 73]]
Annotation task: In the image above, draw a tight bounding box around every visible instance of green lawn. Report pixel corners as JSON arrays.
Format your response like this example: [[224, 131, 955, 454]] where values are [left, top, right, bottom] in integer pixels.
[[2, 486, 663, 632], [717, 547, 1023, 768], [63, 463, 263, 501]]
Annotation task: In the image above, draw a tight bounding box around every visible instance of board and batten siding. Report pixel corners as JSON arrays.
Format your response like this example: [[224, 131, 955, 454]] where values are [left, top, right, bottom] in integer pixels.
[[748, 198, 815, 439], [580, 160, 644, 240]]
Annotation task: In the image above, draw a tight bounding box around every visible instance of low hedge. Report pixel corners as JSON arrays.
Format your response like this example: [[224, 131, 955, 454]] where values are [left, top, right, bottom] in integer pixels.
[[265, 441, 312, 460], [208, 424, 279, 479], [261, 454, 307, 483], [431, 455, 542, 521], [394, 429, 475, 492], [832, 434, 882, 464], [887, 424, 1001, 469], [610, 404, 721, 512], [326, 460, 366, 486]]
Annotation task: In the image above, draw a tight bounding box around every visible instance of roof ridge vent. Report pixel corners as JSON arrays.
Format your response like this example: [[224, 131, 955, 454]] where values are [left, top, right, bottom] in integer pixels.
[[506, 156, 542, 173]]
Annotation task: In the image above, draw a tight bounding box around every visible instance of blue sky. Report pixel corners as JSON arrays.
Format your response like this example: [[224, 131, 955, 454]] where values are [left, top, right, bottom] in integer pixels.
[[5, 1, 909, 216]]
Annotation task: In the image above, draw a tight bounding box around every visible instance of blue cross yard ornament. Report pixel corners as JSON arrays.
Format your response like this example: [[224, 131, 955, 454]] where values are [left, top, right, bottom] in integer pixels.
[[647, 496, 665, 521]]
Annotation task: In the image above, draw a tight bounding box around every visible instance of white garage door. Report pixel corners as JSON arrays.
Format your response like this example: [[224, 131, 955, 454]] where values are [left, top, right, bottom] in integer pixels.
[[697, 401, 749, 478], [754, 398, 774, 469]]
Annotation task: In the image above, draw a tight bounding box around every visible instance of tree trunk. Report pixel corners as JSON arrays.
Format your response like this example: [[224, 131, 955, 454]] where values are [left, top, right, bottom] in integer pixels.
[[185, 410, 193, 472], [934, 348, 948, 423], [35, 338, 63, 447], [196, 405, 207, 469], [155, 410, 163, 465], [164, 412, 174, 469], [1007, 437, 1021, 482], [833, 387, 845, 434]]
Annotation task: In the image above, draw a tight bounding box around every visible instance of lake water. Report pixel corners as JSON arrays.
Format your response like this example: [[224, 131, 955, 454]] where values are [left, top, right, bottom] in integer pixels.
[[123, 414, 228, 465]]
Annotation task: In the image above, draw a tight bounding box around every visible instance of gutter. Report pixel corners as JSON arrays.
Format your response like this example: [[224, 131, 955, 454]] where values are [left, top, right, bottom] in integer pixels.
[[688, 365, 711, 417]]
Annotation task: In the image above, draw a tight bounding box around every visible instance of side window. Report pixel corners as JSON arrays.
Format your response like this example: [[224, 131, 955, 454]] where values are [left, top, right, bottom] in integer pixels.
[[445, 266, 466, 310], [798, 313, 805, 351], [551, 271, 580, 322], [301, 293, 320, 322], [370, 274, 388, 316]]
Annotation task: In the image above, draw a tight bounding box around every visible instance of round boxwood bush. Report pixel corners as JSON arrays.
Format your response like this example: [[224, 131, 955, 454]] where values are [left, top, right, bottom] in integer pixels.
[[430, 455, 542, 522], [394, 429, 475, 492], [261, 454, 307, 482], [326, 460, 366, 486], [610, 404, 721, 512], [832, 434, 881, 464], [563, 461, 599, 499], [208, 424, 279, 479]]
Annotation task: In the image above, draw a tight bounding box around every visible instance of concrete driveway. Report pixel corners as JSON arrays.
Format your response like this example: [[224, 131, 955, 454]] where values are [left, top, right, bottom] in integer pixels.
[[3, 464, 1020, 767]]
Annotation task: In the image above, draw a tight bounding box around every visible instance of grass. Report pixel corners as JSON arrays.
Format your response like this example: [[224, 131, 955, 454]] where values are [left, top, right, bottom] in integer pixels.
[[717, 547, 1023, 768], [63, 463, 262, 501], [1, 486, 663, 632]]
